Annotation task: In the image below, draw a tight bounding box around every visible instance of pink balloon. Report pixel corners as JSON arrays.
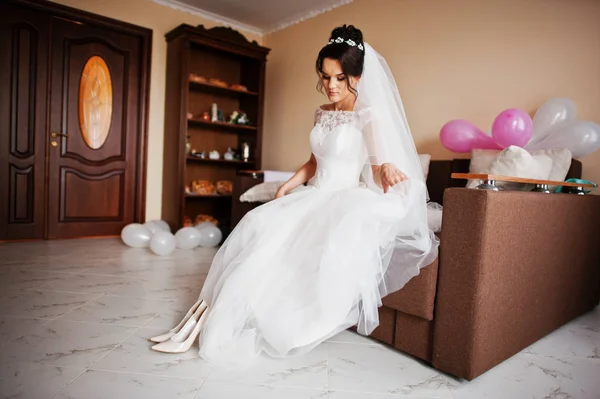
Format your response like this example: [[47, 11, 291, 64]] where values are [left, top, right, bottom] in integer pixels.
[[491, 108, 532, 148], [440, 119, 502, 153]]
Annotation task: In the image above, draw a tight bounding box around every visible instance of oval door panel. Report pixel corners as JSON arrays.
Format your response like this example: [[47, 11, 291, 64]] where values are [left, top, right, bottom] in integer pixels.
[[79, 56, 113, 150]]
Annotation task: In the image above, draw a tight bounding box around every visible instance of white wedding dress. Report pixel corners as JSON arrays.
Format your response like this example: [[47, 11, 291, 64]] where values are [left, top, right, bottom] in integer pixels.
[[193, 107, 439, 369]]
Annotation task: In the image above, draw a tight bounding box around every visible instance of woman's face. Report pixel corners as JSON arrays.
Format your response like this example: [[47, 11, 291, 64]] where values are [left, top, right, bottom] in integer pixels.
[[320, 58, 359, 104]]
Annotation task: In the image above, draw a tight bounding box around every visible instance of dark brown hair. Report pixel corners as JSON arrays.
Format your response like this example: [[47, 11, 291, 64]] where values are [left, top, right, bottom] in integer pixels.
[[316, 24, 365, 96]]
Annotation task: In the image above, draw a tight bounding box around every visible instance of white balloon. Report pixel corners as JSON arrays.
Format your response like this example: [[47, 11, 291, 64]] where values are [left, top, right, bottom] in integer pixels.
[[195, 221, 215, 231], [527, 120, 600, 158], [144, 220, 161, 234], [175, 227, 202, 249], [121, 223, 152, 248], [529, 98, 577, 146], [144, 219, 170, 234], [149, 231, 177, 256], [155, 220, 171, 233], [198, 225, 223, 248]]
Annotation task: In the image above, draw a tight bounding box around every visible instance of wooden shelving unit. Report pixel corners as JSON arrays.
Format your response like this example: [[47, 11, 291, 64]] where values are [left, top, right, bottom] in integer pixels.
[[186, 156, 256, 166], [184, 193, 233, 199], [187, 118, 257, 132], [161, 24, 270, 239], [189, 80, 259, 97]]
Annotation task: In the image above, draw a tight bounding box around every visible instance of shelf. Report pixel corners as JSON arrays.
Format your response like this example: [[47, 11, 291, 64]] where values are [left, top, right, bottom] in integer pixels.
[[187, 118, 257, 132], [162, 24, 268, 234], [189, 80, 258, 97], [186, 156, 255, 166], [185, 193, 232, 199]]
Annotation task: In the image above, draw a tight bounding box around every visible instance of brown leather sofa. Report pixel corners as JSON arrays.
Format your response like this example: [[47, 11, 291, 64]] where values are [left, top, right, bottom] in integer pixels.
[[233, 159, 600, 381]]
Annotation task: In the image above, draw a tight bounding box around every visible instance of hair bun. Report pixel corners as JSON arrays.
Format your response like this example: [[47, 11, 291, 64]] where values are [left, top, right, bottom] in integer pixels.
[[329, 24, 363, 44]]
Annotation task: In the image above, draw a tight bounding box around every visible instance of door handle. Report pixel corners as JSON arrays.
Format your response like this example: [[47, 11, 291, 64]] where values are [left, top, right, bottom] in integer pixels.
[[51, 132, 68, 138]]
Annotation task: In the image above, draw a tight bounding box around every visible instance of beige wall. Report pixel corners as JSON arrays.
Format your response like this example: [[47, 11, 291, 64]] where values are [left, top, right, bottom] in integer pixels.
[[263, 0, 600, 187], [53, 0, 262, 219]]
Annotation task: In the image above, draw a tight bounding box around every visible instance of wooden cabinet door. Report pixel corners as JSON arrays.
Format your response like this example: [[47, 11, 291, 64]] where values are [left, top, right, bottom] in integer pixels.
[[47, 16, 145, 238], [0, 2, 50, 241]]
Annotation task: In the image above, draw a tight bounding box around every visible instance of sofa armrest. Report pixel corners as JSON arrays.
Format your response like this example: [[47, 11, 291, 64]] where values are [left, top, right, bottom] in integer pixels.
[[432, 188, 600, 380]]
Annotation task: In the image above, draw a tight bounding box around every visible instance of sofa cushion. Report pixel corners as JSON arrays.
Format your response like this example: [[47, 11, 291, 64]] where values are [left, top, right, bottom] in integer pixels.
[[394, 311, 434, 362], [382, 256, 439, 321], [370, 306, 396, 345]]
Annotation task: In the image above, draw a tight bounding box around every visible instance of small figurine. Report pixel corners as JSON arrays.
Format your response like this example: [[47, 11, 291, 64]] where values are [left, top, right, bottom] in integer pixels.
[[229, 110, 240, 124], [186, 135, 191, 155], [238, 112, 250, 125], [228, 110, 251, 125], [202, 111, 210, 121], [209, 150, 220, 160], [211, 103, 218, 122], [241, 142, 250, 162], [224, 147, 235, 161]]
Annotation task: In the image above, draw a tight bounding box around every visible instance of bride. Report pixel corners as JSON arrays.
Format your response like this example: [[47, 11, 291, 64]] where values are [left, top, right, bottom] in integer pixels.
[[150, 25, 439, 368]]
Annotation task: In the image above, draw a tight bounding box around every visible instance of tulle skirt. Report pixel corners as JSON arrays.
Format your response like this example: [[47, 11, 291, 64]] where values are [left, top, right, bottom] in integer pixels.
[[197, 181, 439, 369]]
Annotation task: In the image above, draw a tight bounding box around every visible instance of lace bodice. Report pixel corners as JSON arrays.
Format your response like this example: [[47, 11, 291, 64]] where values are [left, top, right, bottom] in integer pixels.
[[308, 108, 368, 190], [313, 108, 360, 131]]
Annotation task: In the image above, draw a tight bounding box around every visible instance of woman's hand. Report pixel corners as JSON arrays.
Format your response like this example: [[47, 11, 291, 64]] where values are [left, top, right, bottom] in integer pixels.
[[380, 163, 408, 193], [275, 185, 287, 199]]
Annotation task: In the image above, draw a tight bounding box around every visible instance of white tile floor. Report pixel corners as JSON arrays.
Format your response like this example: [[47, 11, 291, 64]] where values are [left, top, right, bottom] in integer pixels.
[[0, 238, 598, 399]]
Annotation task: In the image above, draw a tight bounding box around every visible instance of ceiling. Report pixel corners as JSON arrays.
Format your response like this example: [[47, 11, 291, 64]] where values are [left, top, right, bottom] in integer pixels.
[[152, 0, 353, 36]]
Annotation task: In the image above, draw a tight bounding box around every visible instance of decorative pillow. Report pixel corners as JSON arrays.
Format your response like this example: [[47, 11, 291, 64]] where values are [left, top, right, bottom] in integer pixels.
[[466, 149, 501, 188], [240, 181, 282, 202], [466, 146, 572, 190], [239, 181, 305, 202], [544, 148, 572, 182], [419, 154, 431, 180]]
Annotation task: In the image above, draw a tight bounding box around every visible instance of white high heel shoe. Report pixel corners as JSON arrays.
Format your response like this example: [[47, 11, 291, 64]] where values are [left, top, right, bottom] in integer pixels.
[[149, 300, 206, 343], [151, 305, 209, 353]]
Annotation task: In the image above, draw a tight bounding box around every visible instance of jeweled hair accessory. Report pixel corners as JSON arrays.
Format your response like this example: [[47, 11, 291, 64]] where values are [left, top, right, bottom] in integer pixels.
[[328, 37, 364, 51]]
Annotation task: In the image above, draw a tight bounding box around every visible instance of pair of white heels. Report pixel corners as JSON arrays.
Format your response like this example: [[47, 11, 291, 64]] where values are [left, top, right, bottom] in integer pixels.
[[150, 300, 209, 353]]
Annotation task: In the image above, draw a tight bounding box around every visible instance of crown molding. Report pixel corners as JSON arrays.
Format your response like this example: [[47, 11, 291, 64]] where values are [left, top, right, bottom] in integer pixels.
[[150, 0, 354, 36], [151, 0, 264, 37], [263, 0, 353, 35]]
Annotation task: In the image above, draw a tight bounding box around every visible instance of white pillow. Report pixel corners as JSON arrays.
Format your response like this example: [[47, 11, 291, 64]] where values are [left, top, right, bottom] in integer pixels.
[[466, 149, 501, 188], [240, 181, 283, 202], [419, 154, 431, 180], [467, 146, 572, 190], [543, 148, 572, 182], [239, 181, 304, 202]]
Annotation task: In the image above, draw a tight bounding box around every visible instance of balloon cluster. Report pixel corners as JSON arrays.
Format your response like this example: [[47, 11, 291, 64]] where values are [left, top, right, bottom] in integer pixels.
[[121, 220, 222, 256], [440, 98, 600, 158]]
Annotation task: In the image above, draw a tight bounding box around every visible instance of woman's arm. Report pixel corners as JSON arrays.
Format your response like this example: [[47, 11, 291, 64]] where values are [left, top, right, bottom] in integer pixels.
[[275, 154, 317, 199], [362, 113, 407, 193]]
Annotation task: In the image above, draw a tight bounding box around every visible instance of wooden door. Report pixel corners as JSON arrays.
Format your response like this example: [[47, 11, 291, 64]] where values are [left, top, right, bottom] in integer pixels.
[[46, 15, 147, 239], [0, 2, 50, 241]]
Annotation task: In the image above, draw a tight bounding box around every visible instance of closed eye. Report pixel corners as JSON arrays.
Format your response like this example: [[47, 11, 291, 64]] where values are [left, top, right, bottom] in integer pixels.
[[321, 74, 345, 81]]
